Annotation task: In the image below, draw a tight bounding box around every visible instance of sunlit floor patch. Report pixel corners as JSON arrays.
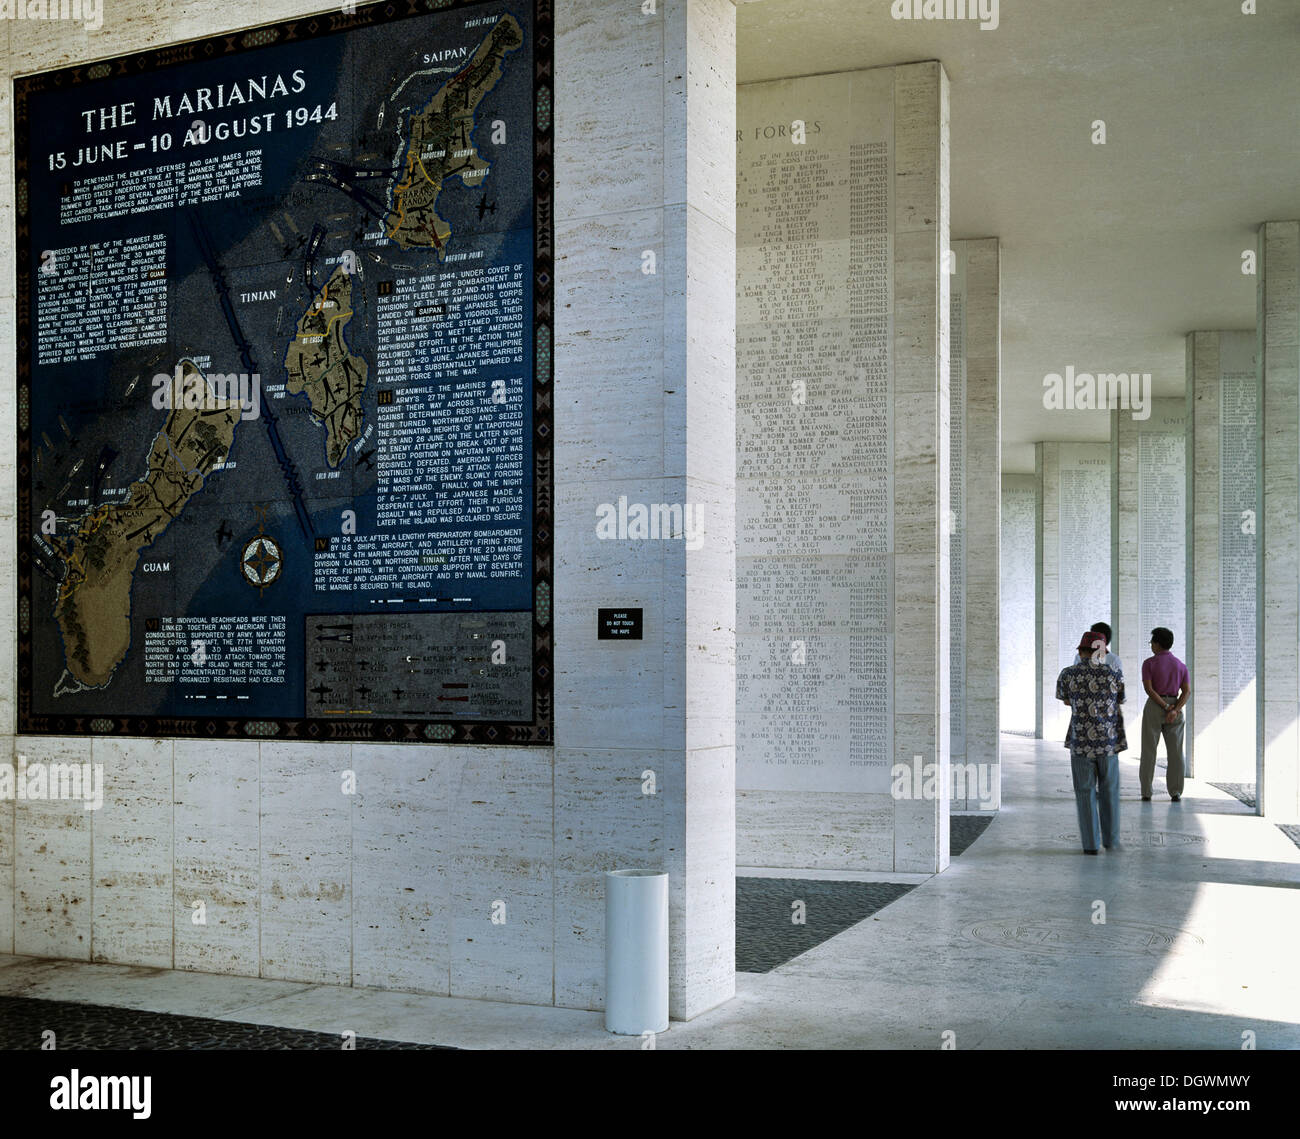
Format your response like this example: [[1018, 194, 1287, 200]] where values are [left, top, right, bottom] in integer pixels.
[[1133, 881, 1300, 1025]]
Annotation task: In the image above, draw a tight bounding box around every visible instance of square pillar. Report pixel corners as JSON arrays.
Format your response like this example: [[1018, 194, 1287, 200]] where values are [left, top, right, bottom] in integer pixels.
[[1111, 399, 1187, 668], [950, 238, 1000, 811], [1038, 441, 1111, 741], [1257, 220, 1300, 823], [735, 62, 950, 872], [1000, 473, 1036, 736], [1186, 330, 1257, 783], [555, 0, 736, 1019]]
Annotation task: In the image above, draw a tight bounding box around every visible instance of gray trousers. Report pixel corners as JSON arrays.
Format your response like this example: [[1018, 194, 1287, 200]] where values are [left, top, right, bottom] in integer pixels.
[[1139, 696, 1184, 798]]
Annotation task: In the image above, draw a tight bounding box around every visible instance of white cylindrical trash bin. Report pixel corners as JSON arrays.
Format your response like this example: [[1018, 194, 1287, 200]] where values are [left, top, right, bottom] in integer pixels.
[[604, 869, 668, 1035]]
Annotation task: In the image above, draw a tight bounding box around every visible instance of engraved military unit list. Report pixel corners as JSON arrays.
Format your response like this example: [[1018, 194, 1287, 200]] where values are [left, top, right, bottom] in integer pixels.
[[737, 71, 895, 794], [14, 0, 554, 742]]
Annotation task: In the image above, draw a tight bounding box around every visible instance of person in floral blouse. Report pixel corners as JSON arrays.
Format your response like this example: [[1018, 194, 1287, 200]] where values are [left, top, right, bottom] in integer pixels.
[[1056, 630, 1128, 854]]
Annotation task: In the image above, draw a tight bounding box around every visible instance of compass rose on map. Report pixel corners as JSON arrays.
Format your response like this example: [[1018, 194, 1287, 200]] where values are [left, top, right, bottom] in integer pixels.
[[241, 536, 283, 590]]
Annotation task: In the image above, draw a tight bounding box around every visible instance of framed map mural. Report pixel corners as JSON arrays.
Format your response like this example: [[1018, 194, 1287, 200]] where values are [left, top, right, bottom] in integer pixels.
[[13, 0, 553, 743]]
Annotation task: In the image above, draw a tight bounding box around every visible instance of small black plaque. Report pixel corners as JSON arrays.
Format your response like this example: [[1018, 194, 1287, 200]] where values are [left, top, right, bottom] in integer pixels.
[[598, 608, 643, 640]]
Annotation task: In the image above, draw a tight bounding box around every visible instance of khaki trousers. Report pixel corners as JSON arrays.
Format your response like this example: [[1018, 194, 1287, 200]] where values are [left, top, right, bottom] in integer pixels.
[[1139, 696, 1184, 798]]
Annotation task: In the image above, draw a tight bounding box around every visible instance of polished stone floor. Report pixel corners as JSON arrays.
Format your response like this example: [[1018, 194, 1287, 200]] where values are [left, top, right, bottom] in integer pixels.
[[1, 734, 1296, 1049]]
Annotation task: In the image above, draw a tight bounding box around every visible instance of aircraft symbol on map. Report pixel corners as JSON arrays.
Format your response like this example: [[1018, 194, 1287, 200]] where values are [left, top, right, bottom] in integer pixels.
[[357, 447, 376, 471], [476, 194, 497, 221], [355, 684, 372, 701], [215, 521, 233, 549], [315, 658, 330, 672], [311, 682, 332, 704], [391, 686, 405, 701]]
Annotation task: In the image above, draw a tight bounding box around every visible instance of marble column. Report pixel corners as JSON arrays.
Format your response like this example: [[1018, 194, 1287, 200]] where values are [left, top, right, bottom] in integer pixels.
[[735, 62, 950, 873], [1257, 220, 1300, 823], [1035, 444, 1056, 739], [893, 60, 952, 873], [1000, 473, 1036, 736], [555, 0, 737, 1020], [1185, 330, 1257, 783], [1111, 399, 1186, 669], [1037, 441, 1111, 741], [663, 0, 738, 1019], [950, 239, 1000, 811]]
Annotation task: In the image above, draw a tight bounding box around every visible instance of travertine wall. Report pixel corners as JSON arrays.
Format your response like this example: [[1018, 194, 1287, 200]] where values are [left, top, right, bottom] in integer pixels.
[[1257, 220, 1300, 823], [1000, 473, 1035, 736], [735, 62, 950, 872], [1037, 441, 1111, 742], [1112, 399, 1186, 670], [950, 238, 999, 811], [1186, 329, 1257, 783], [0, 0, 738, 1020]]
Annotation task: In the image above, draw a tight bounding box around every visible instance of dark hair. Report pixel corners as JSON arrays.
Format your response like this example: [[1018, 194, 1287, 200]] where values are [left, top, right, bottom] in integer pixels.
[[1150, 627, 1174, 651], [1090, 621, 1112, 644]]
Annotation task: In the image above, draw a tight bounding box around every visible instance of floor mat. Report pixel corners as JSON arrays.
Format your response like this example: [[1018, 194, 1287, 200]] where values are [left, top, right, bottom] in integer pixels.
[[0, 995, 452, 1050], [735, 878, 916, 973], [1210, 783, 1257, 809], [951, 814, 994, 855]]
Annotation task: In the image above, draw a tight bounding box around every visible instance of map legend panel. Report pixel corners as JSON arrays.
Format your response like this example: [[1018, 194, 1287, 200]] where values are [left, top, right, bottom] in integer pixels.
[[304, 611, 532, 721]]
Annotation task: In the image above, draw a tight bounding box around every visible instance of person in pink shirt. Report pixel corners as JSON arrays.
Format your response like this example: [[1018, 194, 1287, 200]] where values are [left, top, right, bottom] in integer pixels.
[[1139, 627, 1191, 802]]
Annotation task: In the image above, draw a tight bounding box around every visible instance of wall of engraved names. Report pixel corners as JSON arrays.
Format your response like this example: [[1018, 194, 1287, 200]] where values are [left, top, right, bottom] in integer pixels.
[[1057, 444, 1111, 673], [1219, 331, 1257, 765], [1000, 475, 1035, 734], [1136, 404, 1187, 656], [736, 69, 895, 794]]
